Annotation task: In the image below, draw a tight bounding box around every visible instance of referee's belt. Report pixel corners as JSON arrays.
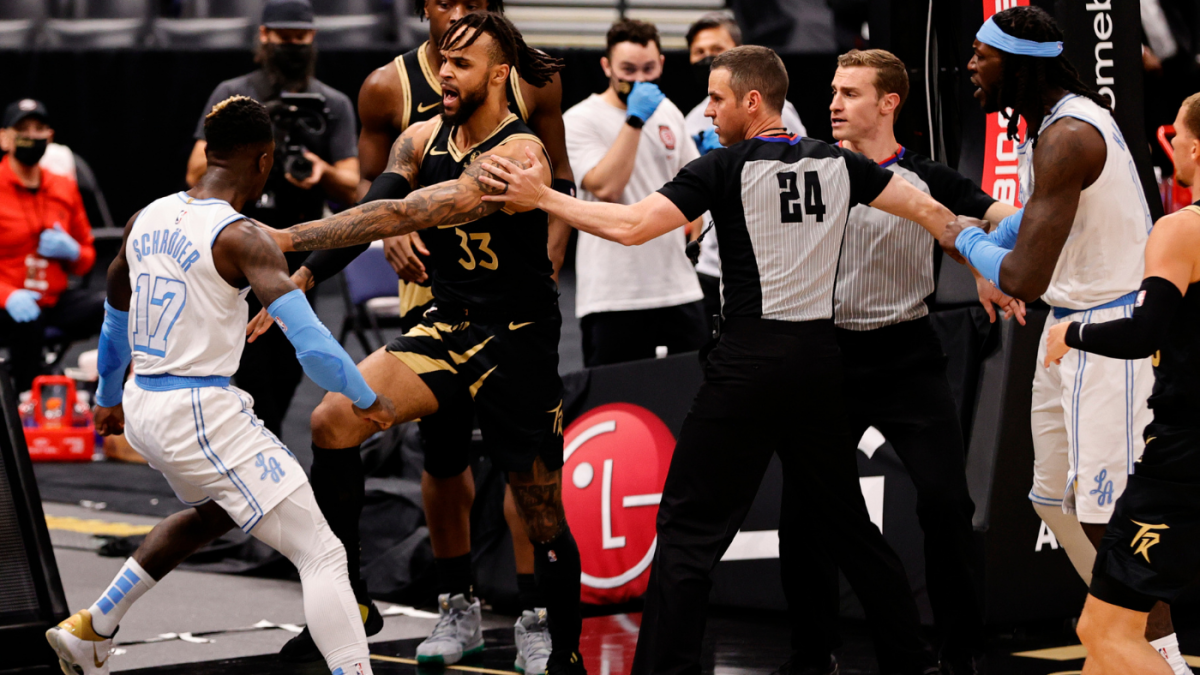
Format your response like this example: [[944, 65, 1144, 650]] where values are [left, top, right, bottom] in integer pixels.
[[1051, 291, 1137, 319]]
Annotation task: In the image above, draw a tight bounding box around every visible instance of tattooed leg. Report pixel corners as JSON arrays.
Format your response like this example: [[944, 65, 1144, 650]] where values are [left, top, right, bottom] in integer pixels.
[[510, 458, 582, 658]]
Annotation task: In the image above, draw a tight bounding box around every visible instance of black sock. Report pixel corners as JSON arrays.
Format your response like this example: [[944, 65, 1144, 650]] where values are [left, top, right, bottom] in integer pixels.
[[309, 444, 365, 582], [533, 527, 581, 656], [517, 573, 540, 611], [435, 553, 474, 598]]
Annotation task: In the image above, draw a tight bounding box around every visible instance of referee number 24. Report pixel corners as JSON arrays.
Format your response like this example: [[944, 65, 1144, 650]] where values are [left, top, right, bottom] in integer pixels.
[[777, 171, 825, 223]]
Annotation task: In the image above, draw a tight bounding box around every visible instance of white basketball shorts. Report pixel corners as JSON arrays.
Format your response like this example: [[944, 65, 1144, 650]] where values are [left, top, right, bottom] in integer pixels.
[[1030, 305, 1153, 524], [123, 377, 307, 532]]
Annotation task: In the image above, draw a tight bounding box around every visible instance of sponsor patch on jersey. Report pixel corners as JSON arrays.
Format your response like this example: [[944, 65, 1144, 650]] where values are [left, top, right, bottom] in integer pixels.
[[658, 125, 675, 150], [1137, 290, 1147, 307]]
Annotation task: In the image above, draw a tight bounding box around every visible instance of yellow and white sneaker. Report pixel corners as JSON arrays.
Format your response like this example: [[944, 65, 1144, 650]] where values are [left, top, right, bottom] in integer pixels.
[[45, 610, 114, 675]]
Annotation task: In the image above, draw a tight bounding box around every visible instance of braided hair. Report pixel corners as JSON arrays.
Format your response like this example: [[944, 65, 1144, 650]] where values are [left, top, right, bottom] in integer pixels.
[[416, 0, 504, 19], [439, 12, 564, 88], [992, 6, 1110, 142]]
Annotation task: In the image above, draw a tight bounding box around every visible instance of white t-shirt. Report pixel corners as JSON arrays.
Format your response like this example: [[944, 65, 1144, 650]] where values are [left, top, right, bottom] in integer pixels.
[[565, 94, 704, 318], [685, 98, 807, 278]]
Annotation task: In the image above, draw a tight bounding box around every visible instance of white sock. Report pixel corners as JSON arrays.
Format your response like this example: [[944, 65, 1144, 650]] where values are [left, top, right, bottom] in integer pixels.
[[1150, 633, 1191, 675], [1033, 502, 1097, 584], [89, 558, 156, 637]]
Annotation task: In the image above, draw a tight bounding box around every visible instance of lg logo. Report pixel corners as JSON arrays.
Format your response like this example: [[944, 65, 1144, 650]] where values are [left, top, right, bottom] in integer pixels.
[[562, 403, 675, 604]]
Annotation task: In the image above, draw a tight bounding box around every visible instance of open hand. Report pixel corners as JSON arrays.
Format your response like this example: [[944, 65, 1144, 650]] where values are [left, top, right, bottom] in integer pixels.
[[1044, 322, 1072, 367], [976, 274, 1026, 325], [353, 393, 396, 430], [383, 233, 429, 283], [94, 403, 125, 436], [479, 149, 546, 212]]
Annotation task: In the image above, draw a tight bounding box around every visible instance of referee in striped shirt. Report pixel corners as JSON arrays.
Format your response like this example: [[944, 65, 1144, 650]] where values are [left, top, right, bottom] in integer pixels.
[[776, 50, 1020, 675], [480, 45, 1000, 675]]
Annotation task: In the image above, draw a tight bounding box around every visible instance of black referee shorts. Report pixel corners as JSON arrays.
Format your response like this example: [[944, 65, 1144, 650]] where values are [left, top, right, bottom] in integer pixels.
[[385, 307, 565, 477], [1091, 421, 1200, 612]]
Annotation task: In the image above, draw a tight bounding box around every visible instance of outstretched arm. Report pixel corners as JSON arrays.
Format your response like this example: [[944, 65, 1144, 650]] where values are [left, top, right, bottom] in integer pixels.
[[274, 139, 549, 253], [1045, 210, 1200, 365], [525, 72, 575, 278], [867, 173, 957, 243], [479, 149, 688, 246]]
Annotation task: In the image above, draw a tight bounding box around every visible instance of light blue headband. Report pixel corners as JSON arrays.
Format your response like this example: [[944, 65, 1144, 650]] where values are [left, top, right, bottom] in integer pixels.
[[976, 16, 1063, 58]]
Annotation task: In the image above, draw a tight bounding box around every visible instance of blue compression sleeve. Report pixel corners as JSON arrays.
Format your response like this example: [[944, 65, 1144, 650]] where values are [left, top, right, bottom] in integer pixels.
[[990, 207, 1022, 249], [957, 226, 1011, 290], [96, 301, 132, 407], [267, 290, 377, 408]]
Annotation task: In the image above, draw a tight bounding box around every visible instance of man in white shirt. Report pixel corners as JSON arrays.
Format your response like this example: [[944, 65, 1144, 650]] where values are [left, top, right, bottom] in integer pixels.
[[564, 19, 706, 366], [684, 13, 806, 320]]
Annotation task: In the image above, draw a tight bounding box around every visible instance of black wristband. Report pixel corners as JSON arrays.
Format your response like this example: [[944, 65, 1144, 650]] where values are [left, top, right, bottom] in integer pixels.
[[1065, 322, 1084, 349], [552, 177, 576, 198], [363, 172, 413, 203], [626, 115, 645, 129]]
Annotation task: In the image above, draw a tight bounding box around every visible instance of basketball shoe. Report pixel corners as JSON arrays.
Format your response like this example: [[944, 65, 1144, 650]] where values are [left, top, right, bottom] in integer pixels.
[[45, 610, 114, 675]]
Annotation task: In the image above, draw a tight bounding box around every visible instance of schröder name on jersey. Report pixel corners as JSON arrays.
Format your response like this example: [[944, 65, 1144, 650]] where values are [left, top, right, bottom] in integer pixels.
[[131, 227, 202, 272]]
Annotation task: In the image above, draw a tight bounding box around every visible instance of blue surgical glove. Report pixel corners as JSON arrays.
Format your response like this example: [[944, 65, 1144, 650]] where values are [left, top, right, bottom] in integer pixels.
[[5, 290, 42, 323], [693, 128, 723, 155], [38, 225, 81, 262], [626, 82, 666, 125]]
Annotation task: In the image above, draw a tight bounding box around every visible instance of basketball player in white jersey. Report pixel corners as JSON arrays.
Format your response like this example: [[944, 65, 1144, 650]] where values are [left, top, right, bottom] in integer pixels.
[[941, 8, 1189, 674], [44, 96, 393, 675]]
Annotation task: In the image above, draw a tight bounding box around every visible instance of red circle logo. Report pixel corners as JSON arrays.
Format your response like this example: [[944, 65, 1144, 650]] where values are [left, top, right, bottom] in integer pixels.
[[563, 403, 675, 604]]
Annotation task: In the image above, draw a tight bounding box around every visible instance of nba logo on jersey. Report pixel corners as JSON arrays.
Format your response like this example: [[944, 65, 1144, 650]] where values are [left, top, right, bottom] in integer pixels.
[[1137, 290, 1147, 307]]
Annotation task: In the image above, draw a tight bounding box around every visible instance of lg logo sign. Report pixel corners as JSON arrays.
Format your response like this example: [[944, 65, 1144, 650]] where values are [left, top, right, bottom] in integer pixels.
[[562, 403, 675, 605]]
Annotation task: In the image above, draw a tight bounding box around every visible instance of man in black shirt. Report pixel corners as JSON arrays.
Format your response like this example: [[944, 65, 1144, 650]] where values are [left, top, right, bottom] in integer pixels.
[[778, 49, 1021, 675], [480, 45, 969, 675]]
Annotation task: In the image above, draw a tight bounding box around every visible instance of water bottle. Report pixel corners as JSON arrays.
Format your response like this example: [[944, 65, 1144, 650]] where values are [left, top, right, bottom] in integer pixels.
[[74, 391, 91, 427]]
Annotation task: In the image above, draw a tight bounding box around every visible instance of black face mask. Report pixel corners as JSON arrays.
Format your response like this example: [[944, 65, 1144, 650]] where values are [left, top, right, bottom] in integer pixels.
[[614, 76, 660, 104], [691, 56, 715, 87], [12, 136, 47, 167], [265, 42, 316, 87]]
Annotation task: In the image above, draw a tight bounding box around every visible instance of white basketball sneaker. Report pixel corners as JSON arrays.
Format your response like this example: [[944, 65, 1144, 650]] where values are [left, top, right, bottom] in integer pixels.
[[514, 608, 552, 674], [45, 610, 114, 675], [415, 593, 485, 665]]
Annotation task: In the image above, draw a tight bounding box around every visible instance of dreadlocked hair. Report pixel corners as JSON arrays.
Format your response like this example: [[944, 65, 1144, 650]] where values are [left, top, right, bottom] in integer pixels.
[[416, 0, 504, 19], [992, 6, 1111, 142], [203, 95, 272, 154], [438, 11, 563, 88]]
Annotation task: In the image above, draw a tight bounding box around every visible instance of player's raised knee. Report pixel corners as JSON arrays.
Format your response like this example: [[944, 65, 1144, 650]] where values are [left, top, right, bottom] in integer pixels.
[[310, 392, 356, 446]]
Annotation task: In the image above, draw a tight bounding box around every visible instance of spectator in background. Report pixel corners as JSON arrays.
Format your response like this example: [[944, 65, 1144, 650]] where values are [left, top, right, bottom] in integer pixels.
[[564, 19, 707, 367], [0, 99, 102, 392], [185, 0, 360, 434], [685, 13, 806, 322]]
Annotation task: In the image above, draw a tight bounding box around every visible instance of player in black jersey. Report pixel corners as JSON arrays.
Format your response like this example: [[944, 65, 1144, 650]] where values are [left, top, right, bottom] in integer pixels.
[[268, 13, 586, 674], [482, 45, 967, 675], [1043, 95, 1200, 675]]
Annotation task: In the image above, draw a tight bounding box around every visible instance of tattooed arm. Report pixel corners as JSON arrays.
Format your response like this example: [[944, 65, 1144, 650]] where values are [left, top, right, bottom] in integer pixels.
[[275, 138, 549, 253], [212, 219, 301, 308]]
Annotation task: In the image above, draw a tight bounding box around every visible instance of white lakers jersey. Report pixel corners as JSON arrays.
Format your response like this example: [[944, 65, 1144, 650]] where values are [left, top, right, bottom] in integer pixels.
[[126, 192, 250, 378], [1017, 94, 1153, 310]]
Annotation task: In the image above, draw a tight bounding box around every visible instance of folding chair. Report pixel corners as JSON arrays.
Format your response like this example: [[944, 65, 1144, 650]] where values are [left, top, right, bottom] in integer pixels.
[[339, 244, 403, 354]]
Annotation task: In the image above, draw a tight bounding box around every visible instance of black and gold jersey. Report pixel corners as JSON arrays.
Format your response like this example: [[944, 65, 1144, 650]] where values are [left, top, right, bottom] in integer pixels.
[[416, 113, 556, 317], [393, 41, 531, 132]]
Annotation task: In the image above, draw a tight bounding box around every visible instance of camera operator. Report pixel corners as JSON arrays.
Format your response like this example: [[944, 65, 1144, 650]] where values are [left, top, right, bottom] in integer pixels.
[[184, 0, 360, 434]]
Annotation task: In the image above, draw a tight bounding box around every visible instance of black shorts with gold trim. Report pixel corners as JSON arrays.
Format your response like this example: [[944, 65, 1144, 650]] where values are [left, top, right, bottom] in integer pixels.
[[1091, 422, 1200, 611], [397, 278, 435, 333], [386, 305, 565, 477]]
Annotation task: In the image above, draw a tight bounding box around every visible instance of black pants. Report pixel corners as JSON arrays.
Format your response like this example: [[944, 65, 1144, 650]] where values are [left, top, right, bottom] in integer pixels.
[[0, 287, 105, 392], [630, 319, 934, 675], [696, 272, 721, 330], [232, 294, 305, 435], [581, 300, 707, 367], [781, 317, 982, 664]]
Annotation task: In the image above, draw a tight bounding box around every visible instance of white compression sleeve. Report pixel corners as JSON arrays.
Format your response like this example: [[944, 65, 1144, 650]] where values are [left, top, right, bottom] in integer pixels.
[[1150, 634, 1192, 675], [251, 484, 373, 675], [1033, 502, 1097, 584]]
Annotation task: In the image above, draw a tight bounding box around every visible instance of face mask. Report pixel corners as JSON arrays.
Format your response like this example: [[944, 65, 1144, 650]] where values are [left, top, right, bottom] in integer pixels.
[[614, 76, 659, 104], [12, 136, 47, 166], [691, 56, 715, 87], [267, 42, 315, 83]]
